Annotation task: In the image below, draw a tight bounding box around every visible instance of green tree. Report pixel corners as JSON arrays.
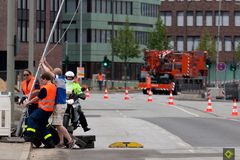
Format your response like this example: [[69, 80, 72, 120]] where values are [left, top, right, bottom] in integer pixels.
[[147, 16, 171, 50], [112, 17, 140, 85], [235, 42, 240, 62], [197, 28, 216, 62]]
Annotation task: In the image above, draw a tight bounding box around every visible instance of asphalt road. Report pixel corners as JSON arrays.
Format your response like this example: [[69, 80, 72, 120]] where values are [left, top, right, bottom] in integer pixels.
[[30, 92, 240, 160]]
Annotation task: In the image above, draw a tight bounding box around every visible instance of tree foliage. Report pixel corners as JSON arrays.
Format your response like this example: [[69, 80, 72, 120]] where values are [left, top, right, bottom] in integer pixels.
[[111, 17, 140, 82], [235, 42, 240, 62], [112, 17, 140, 62], [197, 28, 216, 62], [147, 16, 171, 50]]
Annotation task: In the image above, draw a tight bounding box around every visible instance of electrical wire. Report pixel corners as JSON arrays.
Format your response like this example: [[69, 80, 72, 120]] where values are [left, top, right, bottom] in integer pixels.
[[46, 0, 81, 56]]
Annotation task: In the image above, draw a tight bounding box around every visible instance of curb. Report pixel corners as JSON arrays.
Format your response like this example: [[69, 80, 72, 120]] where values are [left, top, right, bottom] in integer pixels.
[[19, 142, 32, 160]]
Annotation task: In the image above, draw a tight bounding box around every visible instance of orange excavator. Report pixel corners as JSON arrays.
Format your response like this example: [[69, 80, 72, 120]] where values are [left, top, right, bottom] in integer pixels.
[[138, 50, 208, 94]]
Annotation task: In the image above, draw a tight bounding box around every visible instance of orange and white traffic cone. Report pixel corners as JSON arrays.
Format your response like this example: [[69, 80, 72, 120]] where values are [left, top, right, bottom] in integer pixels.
[[168, 91, 174, 105], [205, 97, 213, 112], [231, 98, 238, 116], [124, 88, 129, 100], [86, 88, 90, 98], [104, 88, 109, 99], [147, 90, 153, 102]]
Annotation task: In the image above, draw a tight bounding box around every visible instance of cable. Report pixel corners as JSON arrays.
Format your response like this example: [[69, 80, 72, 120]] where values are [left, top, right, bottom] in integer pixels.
[[46, 0, 81, 56]]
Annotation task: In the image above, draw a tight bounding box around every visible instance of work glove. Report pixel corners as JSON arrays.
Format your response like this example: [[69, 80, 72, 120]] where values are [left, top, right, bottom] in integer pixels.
[[18, 96, 27, 105], [78, 93, 86, 100]]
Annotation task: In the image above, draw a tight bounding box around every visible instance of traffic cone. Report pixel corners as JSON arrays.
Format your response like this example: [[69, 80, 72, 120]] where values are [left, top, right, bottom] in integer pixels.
[[86, 88, 90, 98], [147, 90, 153, 102], [124, 88, 129, 100], [104, 88, 109, 99], [168, 91, 174, 105], [205, 97, 213, 112], [231, 98, 238, 116]]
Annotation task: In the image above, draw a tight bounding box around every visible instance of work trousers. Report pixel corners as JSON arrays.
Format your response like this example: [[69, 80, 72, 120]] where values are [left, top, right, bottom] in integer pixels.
[[98, 80, 103, 91], [25, 103, 38, 126], [27, 108, 53, 140]]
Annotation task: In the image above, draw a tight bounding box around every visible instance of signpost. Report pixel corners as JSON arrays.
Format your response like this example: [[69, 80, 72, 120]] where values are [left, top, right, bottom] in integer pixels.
[[77, 67, 85, 78], [217, 62, 226, 72]]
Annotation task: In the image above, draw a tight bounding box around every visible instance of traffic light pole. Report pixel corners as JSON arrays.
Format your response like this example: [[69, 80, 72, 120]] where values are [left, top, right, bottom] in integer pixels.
[[111, 0, 115, 88]]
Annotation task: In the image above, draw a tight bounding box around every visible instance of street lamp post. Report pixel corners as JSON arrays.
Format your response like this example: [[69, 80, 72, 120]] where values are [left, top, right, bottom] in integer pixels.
[[215, 0, 222, 88], [79, 0, 82, 85], [111, 0, 115, 87]]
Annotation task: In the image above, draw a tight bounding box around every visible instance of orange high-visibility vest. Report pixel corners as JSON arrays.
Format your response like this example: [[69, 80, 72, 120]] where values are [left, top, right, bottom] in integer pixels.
[[38, 83, 56, 112], [98, 74, 103, 81], [146, 75, 151, 88], [21, 76, 35, 95]]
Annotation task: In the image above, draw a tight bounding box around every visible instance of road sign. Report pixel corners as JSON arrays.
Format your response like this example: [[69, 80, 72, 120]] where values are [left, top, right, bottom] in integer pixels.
[[217, 62, 226, 72], [77, 67, 84, 78]]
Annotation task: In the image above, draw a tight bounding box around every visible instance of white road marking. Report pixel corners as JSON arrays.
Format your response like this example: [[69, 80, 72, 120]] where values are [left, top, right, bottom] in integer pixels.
[[174, 105, 200, 117]]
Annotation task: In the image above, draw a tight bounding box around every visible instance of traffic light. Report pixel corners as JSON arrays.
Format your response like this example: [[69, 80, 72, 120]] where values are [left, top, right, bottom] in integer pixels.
[[103, 56, 110, 68], [230, 64, 236, 71], [205, 58, 212, 69]]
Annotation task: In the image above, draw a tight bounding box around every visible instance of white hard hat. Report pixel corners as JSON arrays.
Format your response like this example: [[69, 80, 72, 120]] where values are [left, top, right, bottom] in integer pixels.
[[65, 71, 75, 82]]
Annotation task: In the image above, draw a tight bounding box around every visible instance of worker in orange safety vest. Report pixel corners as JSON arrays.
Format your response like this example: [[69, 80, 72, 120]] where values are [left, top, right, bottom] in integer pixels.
[[97, 71, 105, 91], [19, 69, 40, 129], [24, 72, 57, 148], [146, 73, 151, 93]]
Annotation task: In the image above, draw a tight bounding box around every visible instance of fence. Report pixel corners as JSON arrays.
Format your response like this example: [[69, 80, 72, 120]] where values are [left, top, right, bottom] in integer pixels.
[[0, 92, 11, 137], [89, 74, 138, 90]]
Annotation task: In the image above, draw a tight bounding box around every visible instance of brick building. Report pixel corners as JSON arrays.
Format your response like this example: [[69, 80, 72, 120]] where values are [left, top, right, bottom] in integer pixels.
[[160, 0, 240, 82], [0, 0, 62, 80]]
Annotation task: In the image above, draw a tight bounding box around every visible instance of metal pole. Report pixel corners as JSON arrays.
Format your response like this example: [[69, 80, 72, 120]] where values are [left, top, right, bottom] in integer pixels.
[[79, 0, 82, 85], [65, 41, 68, 71], [28, 0, 65, 98], [79, 0, 82, 68], [111, 0, 115, 87], [28, 0, 34, 73], [216, 0, 222, 88], [7, 0, 15, 127]]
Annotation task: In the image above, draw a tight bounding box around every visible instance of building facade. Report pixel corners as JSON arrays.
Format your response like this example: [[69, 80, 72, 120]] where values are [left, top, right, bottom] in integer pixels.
[[0, 0, 62, 80], [160, 0, 240, 82], [62, 0, 160, 80]]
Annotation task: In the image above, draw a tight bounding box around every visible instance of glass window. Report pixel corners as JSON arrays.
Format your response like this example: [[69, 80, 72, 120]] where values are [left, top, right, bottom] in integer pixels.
[[126, 2, 132, 15], [122, 1, 126, 14], [101, 0, 106, 13], [206, 11, 212, 26], [216, 38, 222, 51], [66, 29, 76, 42], [187, 11, 193, 26], [169, 38, 174, 49], [82, 0, 87, 13], [222, 12, 229, 26], [177, 12, 184, 26], [234, 37, 240, 50], [82, 29, 87, 44], [235, 11, 240, 26], [224, 37, 232, 51], [196, 11, 203, 26], [66, 0, 76, 12], [106, 0, 111, 13], [101, 30, 106, 43], [160, 11, 172, 26], [91, 29, 96, 42], [92, 0, 96, 12], [177, 37, 184, 51], [96, 29, 101, 42], [187, 37, 199, 51], [96, 0, 101, 13], [165, 12, 172, 26], [187, 37, 194, 51]]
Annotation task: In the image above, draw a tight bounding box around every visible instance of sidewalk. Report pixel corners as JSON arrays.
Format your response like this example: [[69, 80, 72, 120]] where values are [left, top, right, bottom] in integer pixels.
[[0, 140, 31, 160]]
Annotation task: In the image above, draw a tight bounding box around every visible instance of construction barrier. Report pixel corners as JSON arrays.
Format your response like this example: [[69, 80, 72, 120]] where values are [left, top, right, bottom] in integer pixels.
[[0, 92, 11, 137], [90, 75, 138, 90]]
